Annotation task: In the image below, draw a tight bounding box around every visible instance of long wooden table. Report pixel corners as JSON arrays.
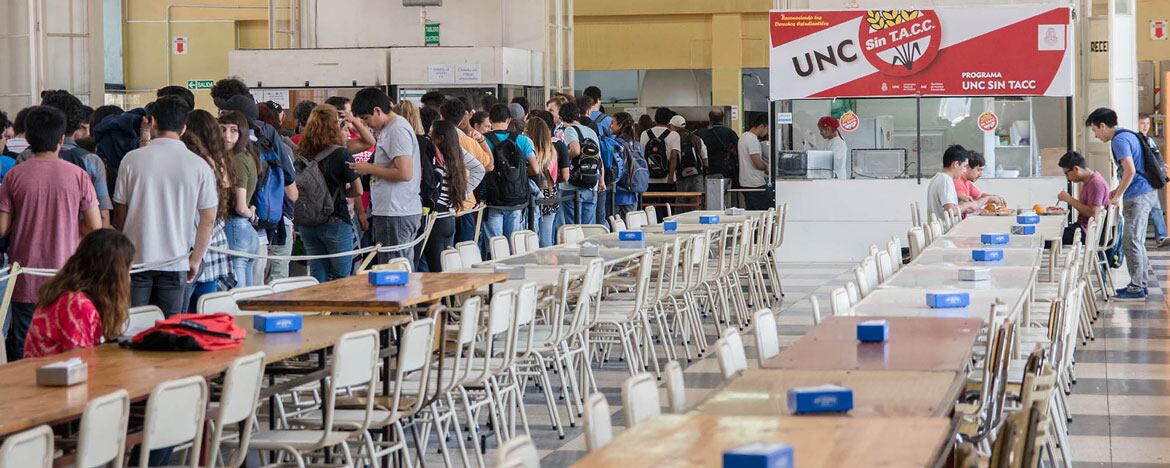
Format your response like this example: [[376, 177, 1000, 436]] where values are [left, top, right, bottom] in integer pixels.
[[762, 316, 982, 373], [237, 272, 506, 313], [572, 414, 951, 467], [0, 315, 409, 437], [696, 368, 965, 418], [848, 288, 1024, 320]]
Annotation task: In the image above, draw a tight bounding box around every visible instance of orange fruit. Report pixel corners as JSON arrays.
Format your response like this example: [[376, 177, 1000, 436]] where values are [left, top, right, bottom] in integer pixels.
[[985, 203, 998, 211], [1033, 204, 1045, 215]]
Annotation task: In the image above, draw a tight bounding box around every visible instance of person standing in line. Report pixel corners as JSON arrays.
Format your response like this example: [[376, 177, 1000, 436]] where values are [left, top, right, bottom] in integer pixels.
[[482, 103, 541, 241], [180, 111, 233, 310], [668, 114, 708, 194], [0, 105, 102, 360], [738, 114, 771, 211], [439, 98, 494, 244], [219, 111, 261, 288], [526, 116, 563, 247], [545, 96, 569, 142], [421, 91, 446, 113], [34, 90, 113, 226], [1087, 107, 1158, 299], [558, 101, 601, 226], [424, 120, 484, 270], [351, 87, 423, 266], [114, 96, 217, 316], [471, 111, 491, 136], [530, 110, 572, 246], [294, 105, 364, 282], [1138, 113, 1170, 247], [321, 95, 377, 247], [0, 110, 15, 181], [696, 108, 740, 182]]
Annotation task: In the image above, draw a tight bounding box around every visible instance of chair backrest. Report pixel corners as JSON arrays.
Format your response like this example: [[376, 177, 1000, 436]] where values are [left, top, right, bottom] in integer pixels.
[[489, 235, 511, 260], [456, 241, 483, 266], [0, 425, 53, 468], [609, 215, 628, 232], [886, 236, 903, 272], [558, 224, 585, 244], [844, 281, 860, 305], [208, 352, 265, 468], [372, 257, 413, 272], [626, 210, 648, 230], [496, 435, 540, 468], [140, 375, 208, 467], [853, 266, 871, 297], [876, 251, 894, 282], [664, 360, 686, 413], [320, 329, 380, 438], [269, 275, 319, 292], [715, 337, 741, 379], [125, 305, 164, 334], [908, 227, 926, 259], [830, 287, 851, 316], [621, 372, 661, 426], [230, 285, 274, 300], [390, 318, 436, 417], [579, 224, 610, 238], [753, 308, 780, 364], [861, 256, 879, 291], [644, 206, 658, 225], [928, 220, 943, 242], [197, 291, 239, 315], [809, 295, 823, 325], [440, 248, 464, 272], [910, 201, 921, 227], [722, 327, 749, 371], [77, 390, 129, 468], [583, 393, 613, 453]]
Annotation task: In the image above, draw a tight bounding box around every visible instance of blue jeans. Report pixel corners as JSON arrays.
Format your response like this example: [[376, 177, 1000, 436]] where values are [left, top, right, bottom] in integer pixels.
[[1122, 190, 1159, 288], [297, 219, 355, 283], [595, 189, 609, 229], [225, 218, 258, 288], [1151, 205, 1168, 239], [538, 212, 557, 247], [5, 302, 34, 360], [182, 280, 219, 313], [484, 208, 526, 247], [557, 187, 597, 227]]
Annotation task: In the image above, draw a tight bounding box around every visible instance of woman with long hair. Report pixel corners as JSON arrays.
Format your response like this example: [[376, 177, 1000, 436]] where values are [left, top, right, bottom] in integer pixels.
[[525, 116, 562, 247], [423, 120, 485, 270], [218, 111, 262, 289], [23, 229, 134, 358], [610, 112, 642, 219], [181, 110, 233, 309], [296, 104, 363, 282], [394, 100, 424, 135]]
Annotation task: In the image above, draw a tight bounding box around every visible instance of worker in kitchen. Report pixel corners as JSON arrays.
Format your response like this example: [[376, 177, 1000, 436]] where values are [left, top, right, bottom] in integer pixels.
[[818, 116, 849, 180]]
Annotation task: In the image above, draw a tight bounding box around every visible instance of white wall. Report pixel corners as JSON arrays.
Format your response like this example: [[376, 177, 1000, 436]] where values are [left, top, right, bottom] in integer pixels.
[[313, 0, 546, 51], [775, 178, 1069, 262]]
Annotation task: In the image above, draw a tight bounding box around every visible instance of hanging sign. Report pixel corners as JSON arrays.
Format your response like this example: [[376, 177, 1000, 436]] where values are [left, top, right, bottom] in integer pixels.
[[838, 111, 860, 132], [424, 22, 441, 46], [768, 5, 1073, 99], [977, 111, 999, 132], [172, 36, 188, 55], [1153, 20, 1168, 40]]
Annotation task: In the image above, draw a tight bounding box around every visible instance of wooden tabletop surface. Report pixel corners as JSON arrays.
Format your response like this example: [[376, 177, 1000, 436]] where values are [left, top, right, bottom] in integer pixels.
[[763, 316, 982, 373], [696, 368, 964, 418], [0, 315, 408, 437], [572, 414, 951, 467], [237, 272, 506, 313], [642, 192, 705, 197]]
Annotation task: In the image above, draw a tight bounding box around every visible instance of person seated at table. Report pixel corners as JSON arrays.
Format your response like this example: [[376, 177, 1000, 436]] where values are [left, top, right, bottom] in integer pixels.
[[1057, 151, 1109, 245], [927, 145, 978, 221], [23, 229, 134, 358], [955, 151, 1006, 208]]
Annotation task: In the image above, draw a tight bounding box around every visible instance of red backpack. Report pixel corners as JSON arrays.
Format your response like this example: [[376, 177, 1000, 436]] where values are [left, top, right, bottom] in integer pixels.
[[129, 313, 246, 351]]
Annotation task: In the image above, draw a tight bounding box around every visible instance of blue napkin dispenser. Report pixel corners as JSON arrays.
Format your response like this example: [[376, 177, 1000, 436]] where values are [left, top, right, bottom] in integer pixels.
[[663, 220, 678, 233], [618, 231, 644, 241], [368, 270, 409, 286], [723, 443, 793, 468], [857, 320, 889, 343], [972, 249, 1004, 262], [1012, 224, 1036, 235], [926, 291, 970, 308], [253, 312, 303, 333], [1016, 214, 1040, 225], [700, 215, 721, 224], [787, 385, 854, 414], [980, 233, 1009, 245]]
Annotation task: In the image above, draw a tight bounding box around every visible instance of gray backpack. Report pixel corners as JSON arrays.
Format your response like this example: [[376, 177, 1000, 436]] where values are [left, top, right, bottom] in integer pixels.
[[292, 145, 339, 227]]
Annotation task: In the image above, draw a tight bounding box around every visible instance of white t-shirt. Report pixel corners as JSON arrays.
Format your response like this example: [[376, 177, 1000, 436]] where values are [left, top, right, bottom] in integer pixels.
[[640, 126, 681, 156], [370, 115, 422, 217], [926, 171, 958, 221], [822, 136, 849, 180], [113, 138, 218, 271], [738, 131, 767, 188]]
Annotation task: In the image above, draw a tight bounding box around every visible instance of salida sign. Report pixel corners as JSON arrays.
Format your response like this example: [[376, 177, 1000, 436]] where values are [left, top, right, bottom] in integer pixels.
[[769, 6, 1073, 100]]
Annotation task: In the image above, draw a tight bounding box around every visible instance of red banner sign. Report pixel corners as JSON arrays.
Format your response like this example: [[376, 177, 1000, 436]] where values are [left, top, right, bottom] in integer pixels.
[[769, 6, 1073, 100]]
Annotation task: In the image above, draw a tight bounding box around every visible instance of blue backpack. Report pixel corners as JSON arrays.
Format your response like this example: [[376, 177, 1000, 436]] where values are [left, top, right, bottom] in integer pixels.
[[252, 131, 287, 229], [601, 133, 623, 187], [618, 138, 650, 193]]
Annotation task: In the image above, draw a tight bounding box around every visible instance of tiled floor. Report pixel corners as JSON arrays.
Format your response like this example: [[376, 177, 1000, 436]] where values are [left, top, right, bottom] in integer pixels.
[[423, 250, 1170, 467]]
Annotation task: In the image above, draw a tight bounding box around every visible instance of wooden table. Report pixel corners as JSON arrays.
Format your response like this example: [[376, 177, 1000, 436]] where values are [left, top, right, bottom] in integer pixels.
[[848, 288, 1024, 320], [0, 315, 409, 437], [665, 210, 757, 225], [881, 265, 1038, 291], [578, 232, 699, 250], [762, 316, 982, 373], [572, 414, 951, 467], [696, 368, 964, 418], [930, 235, 1046, 250], [944, 214, 1064, 240], [237, 272, 506, 313], [911, 247, 1042, 268], [475, 247, 643, 269]]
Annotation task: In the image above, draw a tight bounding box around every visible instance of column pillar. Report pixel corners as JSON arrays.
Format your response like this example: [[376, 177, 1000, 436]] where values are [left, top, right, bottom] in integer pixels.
[[711, 13, 743, 130]]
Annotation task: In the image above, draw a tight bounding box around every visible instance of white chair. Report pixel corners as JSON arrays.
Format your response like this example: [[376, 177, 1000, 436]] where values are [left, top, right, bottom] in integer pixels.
[[557, 225, 584, 244], [809, 296, 823, 325], [583, 393, 613, 453], [456, 240, 483, 267], [197, 291, 240, 315], [138, 375, 209, 468], [664, 361, 686, 413], [510, 230, 538, 256], [861, 256, 879, 292], [830, 287, 851, 316], [207, 352, 265, 468], [370, 257, 412, 272], [609, 215, 627, 232], [269, 275, 319, 292], [886, 236, 903, 272], [0, 425, 53, 468], [626, 210, 648, 230], [489, 235, 512, 260], [440, 248, 464, 272], [908, 227, 926, 260], [753, 308, 780, 365], [644, 206, 658, 225], [844, 281, 860, 305], [853, 266, 871, 298], [715, 328, 748, 379], [125, 305, 164, 333], [621, 372, 661, 426], [876, 251, 895, 283], [910, 202, 921, 227], [229, 285, 274, 301], [496, 435, 540, 468], [77, 390, 130, 468]]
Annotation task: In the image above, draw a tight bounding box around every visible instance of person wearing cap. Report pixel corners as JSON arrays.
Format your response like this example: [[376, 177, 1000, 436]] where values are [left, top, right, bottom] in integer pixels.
[[669, 114, 708, 193], [818, 116, 850, 180]]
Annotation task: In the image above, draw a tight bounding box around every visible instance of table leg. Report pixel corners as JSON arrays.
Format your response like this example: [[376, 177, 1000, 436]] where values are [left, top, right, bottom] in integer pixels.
[[319, 349, 332, 466], [382, 328, 393, 468]]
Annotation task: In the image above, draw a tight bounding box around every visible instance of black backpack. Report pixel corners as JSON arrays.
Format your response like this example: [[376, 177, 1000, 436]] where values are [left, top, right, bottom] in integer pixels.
[[416, 134, 443, 209], [678, 134, 704, 178], [1116, 129, 1169, 190], [485, 131, 530, 207], [644, 129, 670, 179], [568, 126, 602, 189]]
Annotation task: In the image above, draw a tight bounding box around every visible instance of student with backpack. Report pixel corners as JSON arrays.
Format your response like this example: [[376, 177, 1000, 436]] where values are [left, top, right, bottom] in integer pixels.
[[557, 101, 602, 226], [526, 114, 567, 247], [293, 105, 363, 282], [668, 114, 708, 193], [612, 112, 647, 219], [425, 121, 485, 270], [642, 108, 679, 183], [696, 108, 741, 182], [482, 104, 541, 245]]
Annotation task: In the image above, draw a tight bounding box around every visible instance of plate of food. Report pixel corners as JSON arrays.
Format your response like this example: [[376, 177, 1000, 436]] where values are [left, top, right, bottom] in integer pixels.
[[1033, 205, 1066, 216], [977, 203, 1016, 216]]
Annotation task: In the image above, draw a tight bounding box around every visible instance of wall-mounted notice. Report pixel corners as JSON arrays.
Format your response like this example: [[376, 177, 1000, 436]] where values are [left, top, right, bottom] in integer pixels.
[[455, 63, 482, 84], [428, 64, 455, 84]]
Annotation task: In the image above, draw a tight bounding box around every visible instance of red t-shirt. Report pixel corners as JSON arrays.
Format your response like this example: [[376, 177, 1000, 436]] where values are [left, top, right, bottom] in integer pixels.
[[953, 176, 983, 200], [24, 292, 103, 358]]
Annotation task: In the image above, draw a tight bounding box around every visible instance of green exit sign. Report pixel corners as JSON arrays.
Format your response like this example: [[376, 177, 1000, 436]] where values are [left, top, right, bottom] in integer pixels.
[[424, 23, 440, 46], [187, 79, 214, 90]]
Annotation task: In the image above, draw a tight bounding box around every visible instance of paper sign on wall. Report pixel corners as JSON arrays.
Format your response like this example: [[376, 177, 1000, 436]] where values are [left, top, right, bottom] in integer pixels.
[[427, 64, 455, 84], [172, 36, 188, 55], [776, 112, 793, 125], [978, 111, 999, 132], [455, 64, 482, 84], [1153, 20, 1168, 40], [838, 111, 860, 132]]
